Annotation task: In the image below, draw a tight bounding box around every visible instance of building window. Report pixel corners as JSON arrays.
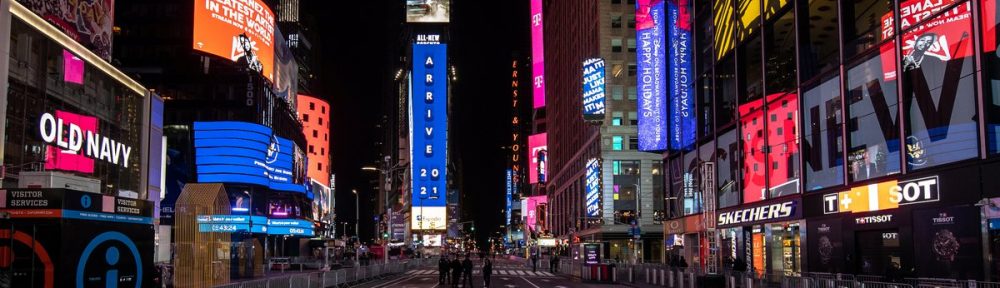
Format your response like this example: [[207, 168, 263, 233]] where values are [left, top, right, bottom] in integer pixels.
[[313, 130, 318, 137], [628, 86, 637, 100], [321, 106, 325, 113], [611, 15, 623, 28], [803, 75, 843, 191], [613, 136, 624, 151], [764, 7, 796, 96], [627, 38, 636, 53], [612, 111, 624, 126], [303, 114, 309, 122], [321, 147, 324, 155], [627, 63, 637, 76], [612, 38, 623, 53], [846, 50, 900, 182], [627, 15, 636, 29], [842, 0, 891, 59], [613, 160, 640, 224], [628, 136, 639, 150], [319, 118, 323, 125], [612, 85, 624, 100], [612, 63, 625, 78], [985, 0, 1000, 155], [317, 162, 322, 171], [717, 129, 740, 208], [309, 102, 315, 110], [766, 93, 800, 198], [799, 0, 840, 82], [309, 145, 314, 153], [716, 56, 738, 127], [628, 111, 638, 126], [612, 0, 621, 4], [652, 161, 665, 219]]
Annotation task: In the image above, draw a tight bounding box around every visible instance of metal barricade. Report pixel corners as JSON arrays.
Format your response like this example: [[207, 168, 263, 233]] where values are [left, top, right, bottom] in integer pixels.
[[908, 278, 961, 288], [782, 275, 818, 288], [815, 278, 860, 288], [860, 282, 914, 288]]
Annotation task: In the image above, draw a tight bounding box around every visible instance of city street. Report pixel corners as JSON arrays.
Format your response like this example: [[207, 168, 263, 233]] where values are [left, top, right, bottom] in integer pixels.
[[356, 258, 618, 288]]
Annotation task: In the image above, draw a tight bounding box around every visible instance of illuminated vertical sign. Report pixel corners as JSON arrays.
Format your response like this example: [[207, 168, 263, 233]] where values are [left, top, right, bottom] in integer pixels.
[[668, 0, 695, 150], [637, 0, 668, 151], [528, 133, 548, 184], [506, 169, 513, 225], [531, 0, 546, 108], [410, 43, 448, 230], [585, 158, 602, 217], [509, 59, 522, 225], [583, 58, 607, 121]]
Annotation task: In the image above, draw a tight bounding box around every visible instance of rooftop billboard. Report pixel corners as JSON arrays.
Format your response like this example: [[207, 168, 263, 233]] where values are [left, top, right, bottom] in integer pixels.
[[193, 0, 275, 82], [406, 0, 450, 23]]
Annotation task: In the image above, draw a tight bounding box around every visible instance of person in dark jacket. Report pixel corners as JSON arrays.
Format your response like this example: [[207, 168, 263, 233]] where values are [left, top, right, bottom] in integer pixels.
[[462, 255, 475, 288], [678, 256, 689, 269], [482, 258, 493, 287], [439, 256, 450, 284], [733, 257, 747, 273], [531, 254, 538, 272], [451, 257, 462, 287]]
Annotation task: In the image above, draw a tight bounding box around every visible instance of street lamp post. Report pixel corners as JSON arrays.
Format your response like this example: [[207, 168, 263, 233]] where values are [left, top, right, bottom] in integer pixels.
[[352, 189, 359, 239]]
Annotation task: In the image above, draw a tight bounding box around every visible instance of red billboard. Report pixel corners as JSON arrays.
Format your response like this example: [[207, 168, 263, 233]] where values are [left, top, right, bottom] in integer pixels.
[[193, 0, 275, 82], [880, 0, 972, 80], [44, 110, 97, 174]]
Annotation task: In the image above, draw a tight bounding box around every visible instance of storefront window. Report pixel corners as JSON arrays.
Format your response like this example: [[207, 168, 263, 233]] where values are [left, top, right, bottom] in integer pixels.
[[766, 93, 800, 197], [740, 35, 764, 103], [652, 160, 665, 218], [764, 7, 796, 96], [669, 157, 684, 218], [981, 0, 1000, 154], [900, 3, 978, 170], [842, 0, 892, 58], [717, 129, 741, 207], [846, 49, 900, 182], [699, 74, 714, 138], [613, 160, 640, 224], [716, 56, 738, 128], [683, 152, 703, 215], [803, 75, 844, 191], [767, 222, 801, 276], [700, 141, 715, 205], [797, 0, 840, 82], [740, 99, 766, 203], [5, 19, 145, 194], [697, 0, 714, 74]]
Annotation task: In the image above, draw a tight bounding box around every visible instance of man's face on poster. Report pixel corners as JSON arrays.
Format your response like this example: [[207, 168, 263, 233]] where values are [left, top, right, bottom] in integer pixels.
[[915, 34, 936, 52]]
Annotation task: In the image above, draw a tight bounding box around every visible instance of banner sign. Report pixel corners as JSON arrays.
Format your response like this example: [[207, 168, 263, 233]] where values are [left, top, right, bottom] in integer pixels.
[[582, 58, 607, 120], [637, 0, 668, 151], [585, 158, 602, 217], [410, 43, 449, 230], [667, 0, 695, 150]]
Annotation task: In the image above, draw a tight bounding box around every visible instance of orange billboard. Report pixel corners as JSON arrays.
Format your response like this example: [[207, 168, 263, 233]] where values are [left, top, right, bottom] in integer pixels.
[[192, 0, 275, 82]]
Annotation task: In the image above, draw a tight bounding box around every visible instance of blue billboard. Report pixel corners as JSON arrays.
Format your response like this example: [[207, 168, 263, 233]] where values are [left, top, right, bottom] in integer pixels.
[[410, 43, 448, 217], [668, 0, 695, 151], [582, 58, 607, 121], [637, 0, 668, 151], [505, 169, 513, 225], [585, 158, 602, 217], [194, 121, 307, 193]]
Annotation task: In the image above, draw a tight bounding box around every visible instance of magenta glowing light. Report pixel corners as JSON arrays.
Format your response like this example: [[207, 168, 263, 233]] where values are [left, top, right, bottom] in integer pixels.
[[530, 0, 546, 108]]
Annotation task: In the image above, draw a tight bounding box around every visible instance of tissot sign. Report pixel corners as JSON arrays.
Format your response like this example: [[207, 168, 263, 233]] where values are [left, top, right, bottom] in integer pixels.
[[717, 200, 799, 228], [823, 176, 940, 214]]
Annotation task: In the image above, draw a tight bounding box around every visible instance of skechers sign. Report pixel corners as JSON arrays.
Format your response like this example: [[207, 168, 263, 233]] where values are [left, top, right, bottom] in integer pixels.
[[717, 201, 799, 228], [410, 42, 448, 229], [823, 176, 940, 214], [38, 112, 134, 169], [193, 121, 306, 193], [637, 0, 668, 151], [582, 58, 606, 121]]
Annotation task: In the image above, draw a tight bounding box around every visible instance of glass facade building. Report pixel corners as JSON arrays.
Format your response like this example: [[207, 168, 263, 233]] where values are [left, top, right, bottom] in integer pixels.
[[661, 0, 1000, 280]]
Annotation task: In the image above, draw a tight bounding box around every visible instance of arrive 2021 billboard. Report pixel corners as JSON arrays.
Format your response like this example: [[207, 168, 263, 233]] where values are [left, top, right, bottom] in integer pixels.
[[637, 0, 668, 151], [411, 42, 448, 230], [193, 0, 275, 82]]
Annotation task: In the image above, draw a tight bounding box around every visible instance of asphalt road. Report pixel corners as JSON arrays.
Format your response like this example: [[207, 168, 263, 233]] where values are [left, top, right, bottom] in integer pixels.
[[355, 258, 622, 288]]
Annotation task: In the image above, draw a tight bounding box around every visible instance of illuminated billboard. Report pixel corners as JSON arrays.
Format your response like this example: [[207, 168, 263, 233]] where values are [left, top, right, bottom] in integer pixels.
[[193, 121, 306, 193], [18, 0, 115, 60], [193, 0, 275, 82], [506, 169, 513, 225], [637, 0, 668, 151], [410, 43, 448, 230], [585, 158, 602, 217], [525, 195, 547, 235], [406, 0, 450, 23], [43, 110, 98, 174], [668, 0, 695, 151], [879, 0, 970, 81], [582, 58, 607, 121], [528, 133, 547, 184], [531, 0, 546, 108]]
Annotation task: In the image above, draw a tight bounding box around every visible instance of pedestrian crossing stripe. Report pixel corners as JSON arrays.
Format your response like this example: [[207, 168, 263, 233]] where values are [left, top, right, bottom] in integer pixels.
[[406, 269, 557, 277]]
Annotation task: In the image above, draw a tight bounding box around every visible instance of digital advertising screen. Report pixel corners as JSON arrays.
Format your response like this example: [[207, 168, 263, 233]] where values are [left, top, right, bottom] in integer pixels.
[[879, 0, 970, 81], [506, 169, 513, 225], [528, 133, 547, 184], [63, 50, 84, 84], [667, 0, 695, 151], [637, 0, 668, 151], [531, 0, 546, 108], [410, 43, 448, 230], [44, 110, 97, 174], [582, 58, 607, 121], [585, 158, 602, 217], [406, 0, 450, 23], [193, 121, 307, 193], [193, 0, 275, 82], [525, 195, 547, 234], [18, 0, 115, 60]]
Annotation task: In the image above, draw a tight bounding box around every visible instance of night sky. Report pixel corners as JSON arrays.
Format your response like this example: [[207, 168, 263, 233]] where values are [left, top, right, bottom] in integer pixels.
[[311, 0, 529, 246]]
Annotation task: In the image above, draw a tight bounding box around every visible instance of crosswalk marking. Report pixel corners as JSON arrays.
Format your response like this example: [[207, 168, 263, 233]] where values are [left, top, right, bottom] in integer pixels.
[[404, 269, 559, 277]]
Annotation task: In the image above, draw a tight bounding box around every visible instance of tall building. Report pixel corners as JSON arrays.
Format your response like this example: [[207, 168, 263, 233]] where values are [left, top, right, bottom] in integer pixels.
[[298, 94, 334, 235]]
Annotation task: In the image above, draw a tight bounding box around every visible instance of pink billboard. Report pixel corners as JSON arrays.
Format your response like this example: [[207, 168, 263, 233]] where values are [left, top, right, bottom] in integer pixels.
[[531, 0, 545, 108], [528, 133, 547, 184], [45, 110, 97, 173], [525, 195, 547, 234]]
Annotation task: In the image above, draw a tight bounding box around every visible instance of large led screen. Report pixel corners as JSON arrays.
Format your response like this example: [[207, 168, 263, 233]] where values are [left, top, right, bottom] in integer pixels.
[[193, 121, 306, 193], [18, 0, 114, 60], [531, 0, 546, 108], [525, 195, 547, 235], [411, 43, 448, 230], [528, 133, 547, 184], [193, 0, 275, 82], [44, 110, 97, 174], [406, 0, 450, 23], [585, 158, 602, 217], [667, 0, 695, 151], [637, 0, 668, 151], [879, 0, 970, 81], [739, 99, 766, 204], [582, 58, 607, 121]]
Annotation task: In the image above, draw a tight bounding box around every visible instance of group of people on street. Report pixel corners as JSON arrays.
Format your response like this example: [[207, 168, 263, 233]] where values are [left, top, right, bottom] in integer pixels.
[[528, 253, 561, 273], [439, 254, 493, 287]]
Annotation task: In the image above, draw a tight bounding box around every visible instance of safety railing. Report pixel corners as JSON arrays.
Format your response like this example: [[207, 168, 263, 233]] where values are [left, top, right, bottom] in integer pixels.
[[214, 257, 434, 288]]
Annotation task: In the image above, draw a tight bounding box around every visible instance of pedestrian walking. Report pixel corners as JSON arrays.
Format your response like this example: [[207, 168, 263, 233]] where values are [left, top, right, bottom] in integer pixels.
[[530, 254, 538, 272], [439, 256, 450, 284], [549, 254, 555, 273], [553, 254, 560, 273], [451, 256, 462, 287], [482, 258, 493, 287], [462, 255, 475, 288]]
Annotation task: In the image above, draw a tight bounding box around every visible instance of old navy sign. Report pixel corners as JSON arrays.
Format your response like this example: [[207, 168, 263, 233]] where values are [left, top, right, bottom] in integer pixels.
[[717, 200, 798, 228], [823, 176, 940, 214], [39, 112, 133, 169]]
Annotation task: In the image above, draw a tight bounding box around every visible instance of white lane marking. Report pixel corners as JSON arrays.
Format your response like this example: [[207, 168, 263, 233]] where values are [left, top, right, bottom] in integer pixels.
[[520, 276, 542, 288], [501, 277, 510, 281]]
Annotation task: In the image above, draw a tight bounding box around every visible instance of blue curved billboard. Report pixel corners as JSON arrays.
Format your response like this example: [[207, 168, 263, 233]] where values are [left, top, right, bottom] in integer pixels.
[[194, 121, 306, 193]]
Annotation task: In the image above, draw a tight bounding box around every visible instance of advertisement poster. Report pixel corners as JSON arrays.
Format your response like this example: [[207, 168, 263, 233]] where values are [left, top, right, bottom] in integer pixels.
[[807, 219, 843, 273], [406, 0, 450, 23], [584, 243, 601, 265], [637, 0, 668, 151], [913, 206, 982, 279], [18, 0, 114, 60], [273, 30, 298, 106], [740, 99, 766, 203], [879, 0, 970, 81], [525, 195, 547, 235], [528, 133, 547, 184], [193, 121, 307, 194], [584, 158, 602, 217], [531, 0, 546, 108], [582, 58, 607, 120], [411, 43, 448, 230], [193, 0, 275, 82], [44, 110, 98, 174], [667, 0, 695, 151]]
